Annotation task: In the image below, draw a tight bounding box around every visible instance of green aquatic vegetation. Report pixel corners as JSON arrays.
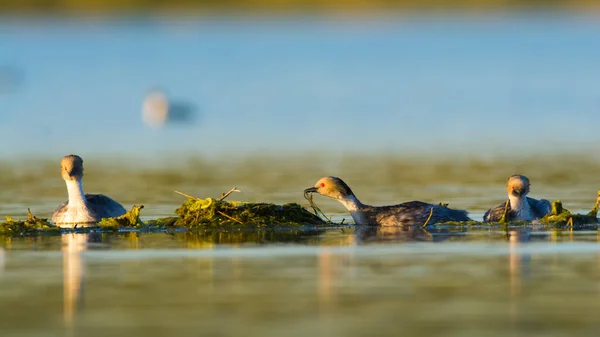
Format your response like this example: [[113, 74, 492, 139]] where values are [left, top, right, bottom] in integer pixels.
[[97, 205, 145, 229], [539, 200, 574, 225], [540, 199, 599, 228], [498, 200, 511, 224], [0, 189, 328, 235], [0, 209, 59, 234], [151, 188, 328, 228], [0, 206, 146, 235], [145, 217, 178, 228], [433, 220, 481, 227], [157, 187, 325, 228], [586, 190, 600, 218], [167, 197, 326, 228], [304, 190, 336, 224]]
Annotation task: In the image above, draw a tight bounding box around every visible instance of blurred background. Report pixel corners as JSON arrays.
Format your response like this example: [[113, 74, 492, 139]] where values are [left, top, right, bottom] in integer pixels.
[[1, 0, 599, 219]]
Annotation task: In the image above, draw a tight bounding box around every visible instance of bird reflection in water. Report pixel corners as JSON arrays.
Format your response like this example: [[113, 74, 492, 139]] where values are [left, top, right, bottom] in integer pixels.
[[317, 225, 462, 322], [507, 229, 533, 332], [62, 233, 102, 330], [508, 230, 532, 297], [0, 247, 5, 279], [318, 247, 336, 316], [317, 245, 356, 325], [354, 225, 461, 244]]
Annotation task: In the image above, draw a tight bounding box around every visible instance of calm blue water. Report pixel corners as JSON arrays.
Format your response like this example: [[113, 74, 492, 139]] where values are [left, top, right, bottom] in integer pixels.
[[1, 14, 599, 159]]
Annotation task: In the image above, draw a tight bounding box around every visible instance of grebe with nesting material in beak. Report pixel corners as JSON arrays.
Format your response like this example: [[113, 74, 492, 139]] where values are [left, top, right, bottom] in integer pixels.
[[304, 176, 471, 226]]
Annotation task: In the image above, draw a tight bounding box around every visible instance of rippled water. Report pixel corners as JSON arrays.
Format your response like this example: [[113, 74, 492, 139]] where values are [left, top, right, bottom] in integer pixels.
[[1, 228, 599, 337]]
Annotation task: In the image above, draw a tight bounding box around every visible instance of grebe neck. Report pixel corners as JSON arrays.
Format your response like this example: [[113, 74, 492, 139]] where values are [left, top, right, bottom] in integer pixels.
[[338, 195, 369, 225], [66, 179, 87, 207]]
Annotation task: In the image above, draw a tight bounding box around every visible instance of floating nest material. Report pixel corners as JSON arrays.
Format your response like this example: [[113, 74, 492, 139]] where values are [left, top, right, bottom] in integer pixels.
[[539, 194, 600, 228], [147, 188, 326, 228], [0, 206, 146, 234], [97, 205, 146, 229], [0, 209, 59, 234], [0, 189, 327, 235], [2, 190, 598, 235]]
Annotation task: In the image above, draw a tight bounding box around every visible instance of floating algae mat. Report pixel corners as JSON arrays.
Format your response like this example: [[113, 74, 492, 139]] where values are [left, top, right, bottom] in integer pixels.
[[147, 189, 327, 228], [0, 209, 60, 235], [0, 190, 328, 236], [2, 190, 598, 236], [97, 205, 146, 229], [539, 192, 600, 228], [0, 206, 145, 235]]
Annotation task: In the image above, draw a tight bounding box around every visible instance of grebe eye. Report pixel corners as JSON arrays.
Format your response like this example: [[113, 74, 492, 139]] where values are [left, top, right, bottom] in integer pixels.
[[320, 183, 325, 187]]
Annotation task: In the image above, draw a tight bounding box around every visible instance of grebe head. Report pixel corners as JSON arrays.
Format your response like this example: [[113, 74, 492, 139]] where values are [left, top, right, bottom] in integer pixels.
[[507, 174, 530, 197], [304, 176, 354, 200], [60, 155, 84, 181]]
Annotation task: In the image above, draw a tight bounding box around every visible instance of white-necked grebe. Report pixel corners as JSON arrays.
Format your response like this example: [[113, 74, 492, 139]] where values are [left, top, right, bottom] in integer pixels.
[[52, 155, 126, 227], [304, 176, 471, 226], [483, 174, 551, 222]]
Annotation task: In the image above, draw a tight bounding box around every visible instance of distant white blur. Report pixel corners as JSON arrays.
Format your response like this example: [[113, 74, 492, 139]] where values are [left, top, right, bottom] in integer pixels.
[[142, 90, 169, 128]]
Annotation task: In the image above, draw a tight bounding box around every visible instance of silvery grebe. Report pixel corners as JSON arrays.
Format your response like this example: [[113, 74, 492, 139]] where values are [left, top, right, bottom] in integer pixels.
[[483, 174, 551, 222], [52, 155, 126, 227], [304, 176, 471, 226]]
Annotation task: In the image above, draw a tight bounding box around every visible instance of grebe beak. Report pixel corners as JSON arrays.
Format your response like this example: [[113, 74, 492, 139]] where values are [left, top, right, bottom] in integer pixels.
[[511, 186, 526, 197], [304, 187, 318, 194]]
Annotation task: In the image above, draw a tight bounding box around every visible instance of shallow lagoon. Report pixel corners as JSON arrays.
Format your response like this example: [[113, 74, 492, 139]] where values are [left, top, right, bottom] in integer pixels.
[[1, 228, 600, 337], [1, 155, 599, 336]]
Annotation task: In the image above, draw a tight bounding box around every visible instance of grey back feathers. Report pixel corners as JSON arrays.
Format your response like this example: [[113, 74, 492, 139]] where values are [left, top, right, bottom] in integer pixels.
[[367, 201, 471, 227]]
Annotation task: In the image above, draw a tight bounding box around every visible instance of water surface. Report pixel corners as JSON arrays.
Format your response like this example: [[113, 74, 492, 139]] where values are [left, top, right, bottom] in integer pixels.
[[2, 13, 600, 336], [1, 228, 599, 337]]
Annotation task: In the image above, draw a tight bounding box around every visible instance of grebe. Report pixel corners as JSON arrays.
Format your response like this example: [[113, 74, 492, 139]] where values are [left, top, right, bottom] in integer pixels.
[[483, 174, 551, 222], [304, 176, 471, 226], [52, 155, 126, 227]]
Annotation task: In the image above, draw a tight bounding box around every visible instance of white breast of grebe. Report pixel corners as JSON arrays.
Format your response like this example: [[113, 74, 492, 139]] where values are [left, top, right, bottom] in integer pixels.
[[54, 180, 97, 224], [509, 194, 535, 221]]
